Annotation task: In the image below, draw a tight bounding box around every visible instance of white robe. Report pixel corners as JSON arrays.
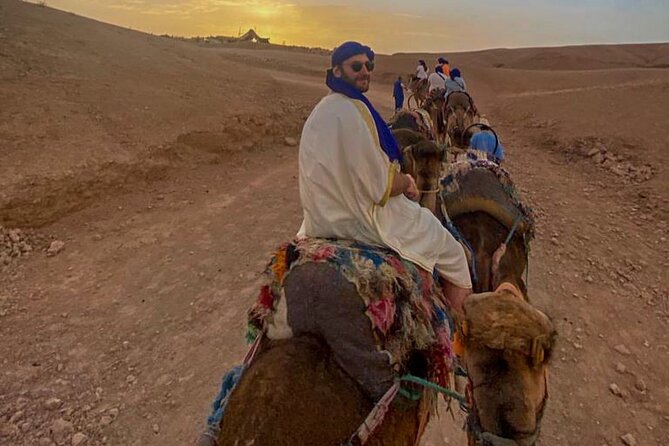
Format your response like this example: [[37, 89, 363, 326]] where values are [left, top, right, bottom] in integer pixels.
[[297, 92, 472, 289], [416, 65, 428, 80], [428, 72, 447, 92]]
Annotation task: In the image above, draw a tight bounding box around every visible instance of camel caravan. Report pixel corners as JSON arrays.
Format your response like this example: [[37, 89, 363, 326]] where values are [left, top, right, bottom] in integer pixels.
[[197, 46, 555, 446]]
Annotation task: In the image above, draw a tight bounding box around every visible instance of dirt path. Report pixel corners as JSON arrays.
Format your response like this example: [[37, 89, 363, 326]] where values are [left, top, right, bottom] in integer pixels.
[[2, 98, 667, 445], [0, 149, 306, 445]]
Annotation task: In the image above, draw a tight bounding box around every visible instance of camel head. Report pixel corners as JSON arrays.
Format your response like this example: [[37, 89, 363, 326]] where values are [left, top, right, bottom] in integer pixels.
[[401, 140, 445, 214], [423, 89, 446, 113], [444, 91, 477, 148], [407, 73, 420, 88], [421, 90, 447, 144], [458, 290, 556, 446]]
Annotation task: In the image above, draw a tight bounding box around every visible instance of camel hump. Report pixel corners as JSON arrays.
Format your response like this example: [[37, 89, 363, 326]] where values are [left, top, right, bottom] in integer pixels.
[[389, 111, 433, 140], [446, 91, 473, 109], [392, 128, 427, 148], [389, 110, 421, 132], [441, 160, 535, 238]]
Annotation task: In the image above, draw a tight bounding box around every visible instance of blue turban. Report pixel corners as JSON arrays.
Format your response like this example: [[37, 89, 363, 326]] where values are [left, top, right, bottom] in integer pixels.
[[470, 131, 505, 162], [450, 68, 462, 80], [331, 41, 375, 67]]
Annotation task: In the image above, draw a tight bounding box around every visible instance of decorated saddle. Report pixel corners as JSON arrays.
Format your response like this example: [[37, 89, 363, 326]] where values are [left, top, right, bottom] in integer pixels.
[[247, 237, 456, 387], [389, 109, 434, 140], [441, 151, 535, 240]]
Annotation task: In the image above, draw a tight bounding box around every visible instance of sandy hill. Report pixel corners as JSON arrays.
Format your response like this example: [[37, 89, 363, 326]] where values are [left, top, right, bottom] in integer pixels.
[[0, 0, 317, 226], [392, 43, 669, 71], [1, 0, 667, 228]]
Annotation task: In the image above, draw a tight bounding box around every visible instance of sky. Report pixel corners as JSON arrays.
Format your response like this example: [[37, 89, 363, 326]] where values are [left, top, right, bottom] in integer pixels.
[[45, 0, 669, 54]]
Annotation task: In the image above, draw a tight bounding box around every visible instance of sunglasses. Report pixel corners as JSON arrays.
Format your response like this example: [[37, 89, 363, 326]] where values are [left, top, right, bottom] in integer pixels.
[[344, 60, 375, 73]]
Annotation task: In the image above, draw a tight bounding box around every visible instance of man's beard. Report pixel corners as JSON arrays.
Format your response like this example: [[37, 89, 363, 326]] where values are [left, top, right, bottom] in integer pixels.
[[341, 71, 370, 93]]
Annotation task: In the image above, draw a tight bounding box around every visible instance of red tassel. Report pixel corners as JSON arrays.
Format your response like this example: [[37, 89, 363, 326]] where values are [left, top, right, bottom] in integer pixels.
[[258, 285, 274, 309]]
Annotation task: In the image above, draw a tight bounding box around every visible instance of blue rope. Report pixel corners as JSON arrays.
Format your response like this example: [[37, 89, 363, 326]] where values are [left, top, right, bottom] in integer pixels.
[[206, 365, 245, 428], [441, 219, 478, 286], [504, 215, 523, 245], [399, 374, 468, 405]]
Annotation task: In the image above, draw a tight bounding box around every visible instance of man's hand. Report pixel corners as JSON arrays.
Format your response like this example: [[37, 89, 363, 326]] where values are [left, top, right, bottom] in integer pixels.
[[438, 277, 472, 323], [404, 174, 419, 201]]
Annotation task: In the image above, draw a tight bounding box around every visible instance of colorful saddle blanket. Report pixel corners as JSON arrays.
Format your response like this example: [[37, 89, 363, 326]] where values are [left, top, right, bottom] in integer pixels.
[[247, 238, 456, 387]]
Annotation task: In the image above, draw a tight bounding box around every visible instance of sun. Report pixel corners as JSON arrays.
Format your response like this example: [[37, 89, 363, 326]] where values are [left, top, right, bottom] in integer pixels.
[[252, 2, 294, 18], [253, 6, 278, 17]]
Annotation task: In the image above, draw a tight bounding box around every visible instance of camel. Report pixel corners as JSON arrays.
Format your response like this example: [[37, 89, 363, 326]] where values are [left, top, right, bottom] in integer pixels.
[[215, 237, 451, 446], [392, 137, 555, 443], [426, 152, 555, 444], [388, 109, 435, 141], [207, 147, 555, 446], [421, 88, 449, 145], [217, 336, 429, 446], [392, 127, 427, 148], [460, 283, 554, 445], [443, 91, 480, 148], [406, 74, 428, 109], [392, 128, 444, 215], [396, 89, 481, 148], [388, 89, 448, 144]]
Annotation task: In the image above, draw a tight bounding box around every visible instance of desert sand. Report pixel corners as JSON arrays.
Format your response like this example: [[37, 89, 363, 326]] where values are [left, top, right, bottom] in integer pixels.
[[1, 1, 668, 445]]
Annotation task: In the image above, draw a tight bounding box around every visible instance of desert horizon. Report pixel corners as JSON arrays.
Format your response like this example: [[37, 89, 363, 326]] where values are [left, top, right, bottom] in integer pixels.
[[35, 0, 669, 54]]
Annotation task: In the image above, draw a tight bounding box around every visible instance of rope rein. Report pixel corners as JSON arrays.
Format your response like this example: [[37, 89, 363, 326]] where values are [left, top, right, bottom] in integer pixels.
[[504, 215, 523, 245], [399, 374, 467, 404]]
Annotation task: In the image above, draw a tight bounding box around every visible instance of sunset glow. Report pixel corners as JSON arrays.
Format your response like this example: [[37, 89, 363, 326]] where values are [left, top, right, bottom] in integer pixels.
[[45, 0, 669, 53]]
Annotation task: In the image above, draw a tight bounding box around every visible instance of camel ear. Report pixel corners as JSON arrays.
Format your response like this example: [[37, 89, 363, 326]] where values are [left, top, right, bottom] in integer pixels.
[[531, 337, 545, 367]]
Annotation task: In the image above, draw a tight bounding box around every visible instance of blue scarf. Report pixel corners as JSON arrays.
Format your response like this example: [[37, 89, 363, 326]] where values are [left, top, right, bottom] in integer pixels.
[[326, 70, 402, 162]]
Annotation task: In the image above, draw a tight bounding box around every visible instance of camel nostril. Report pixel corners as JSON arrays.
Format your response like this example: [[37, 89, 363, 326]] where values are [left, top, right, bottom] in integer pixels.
[[499, 416, 537, 444]]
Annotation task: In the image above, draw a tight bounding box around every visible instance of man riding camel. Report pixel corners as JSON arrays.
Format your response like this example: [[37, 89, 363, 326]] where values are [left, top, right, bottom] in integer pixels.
[[415, 59, 428, 80], [412, 59, 429, 95], [196, 41, 472, 446], [470, 130, 505, 162], [299, 40, 471, 305], [428, 64, 447, 92], [296, 40, 472, 382], [437, 56, 450, 78], [444, 67, 467, 95]]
